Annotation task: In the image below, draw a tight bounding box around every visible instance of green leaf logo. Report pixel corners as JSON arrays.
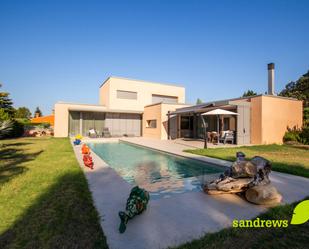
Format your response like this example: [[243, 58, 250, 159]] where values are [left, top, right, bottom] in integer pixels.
[[291, 200, 309, 225]]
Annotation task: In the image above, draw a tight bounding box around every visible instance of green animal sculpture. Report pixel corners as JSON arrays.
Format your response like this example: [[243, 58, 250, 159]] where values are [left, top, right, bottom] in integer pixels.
[[290, 200, 309, 225], [118, 186, 150, 233]]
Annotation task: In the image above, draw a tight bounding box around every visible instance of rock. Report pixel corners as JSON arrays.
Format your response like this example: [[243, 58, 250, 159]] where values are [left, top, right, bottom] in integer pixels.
[[231, 161, 257, 178], [204, 177, 253, 195], [245, 184, 282, 205]]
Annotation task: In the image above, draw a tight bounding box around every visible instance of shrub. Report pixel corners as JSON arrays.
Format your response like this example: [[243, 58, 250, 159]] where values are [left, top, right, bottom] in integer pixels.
[[299, 126, 309, 145], [1, 120, 25, 138], [0, 120, 14, 139], [283, 126, 309, 145], [0, 108, 10, 121], [283, 131, 299, 143], [283, 127, 301, 143], [10, 120, 25, 138]]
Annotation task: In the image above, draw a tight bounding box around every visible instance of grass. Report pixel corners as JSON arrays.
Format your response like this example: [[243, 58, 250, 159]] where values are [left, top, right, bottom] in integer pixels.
[[174, 197, 309, 249], [0, 137, 108, 249], [185, 144, 309, 178]]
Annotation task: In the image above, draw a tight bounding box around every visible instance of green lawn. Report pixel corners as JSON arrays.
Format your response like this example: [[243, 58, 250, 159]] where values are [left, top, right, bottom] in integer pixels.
[[174, 198, 309, 249], [0, 137, 108, 249], [185, 144, 309, 178]]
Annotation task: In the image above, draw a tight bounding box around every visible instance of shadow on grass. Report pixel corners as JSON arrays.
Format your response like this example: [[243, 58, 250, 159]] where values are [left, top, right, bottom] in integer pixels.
[[0, 172, 108, 249], [2, 142, 34, 148], [0, 147, 44, 185]]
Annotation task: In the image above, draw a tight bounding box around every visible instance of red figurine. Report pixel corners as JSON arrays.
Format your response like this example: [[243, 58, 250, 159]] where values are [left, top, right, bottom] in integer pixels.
[[83, 154, 94, 169]]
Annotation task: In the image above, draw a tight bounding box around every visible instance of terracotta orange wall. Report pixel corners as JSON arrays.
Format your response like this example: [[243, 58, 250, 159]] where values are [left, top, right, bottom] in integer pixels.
[[143, 104, 162, 139], [261, 96, 302, 144], [250, 96, 302, 144], [250, 97, 262, 144], [143, 103, 189, 139]]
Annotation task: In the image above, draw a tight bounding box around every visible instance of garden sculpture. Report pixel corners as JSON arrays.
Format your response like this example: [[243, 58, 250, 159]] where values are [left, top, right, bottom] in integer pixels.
[[203, 152, 282, 205], [118, 186, 150, 233], [73, 134, 83, 145], [82, 144, 90, 154]]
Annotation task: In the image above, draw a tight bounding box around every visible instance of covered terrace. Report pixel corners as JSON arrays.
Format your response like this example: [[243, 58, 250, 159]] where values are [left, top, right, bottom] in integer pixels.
[[167, 98, 251, 145]]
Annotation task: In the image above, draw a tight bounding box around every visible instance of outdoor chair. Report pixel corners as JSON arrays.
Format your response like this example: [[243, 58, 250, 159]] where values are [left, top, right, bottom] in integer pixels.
[[88, 129, 99, 138], [102, 128, 112, 138], [219, 131, 234, 144]]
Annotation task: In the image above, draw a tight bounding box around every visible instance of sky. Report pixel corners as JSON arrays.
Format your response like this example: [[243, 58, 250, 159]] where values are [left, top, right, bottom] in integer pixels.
[[0, 0, 309, 115]]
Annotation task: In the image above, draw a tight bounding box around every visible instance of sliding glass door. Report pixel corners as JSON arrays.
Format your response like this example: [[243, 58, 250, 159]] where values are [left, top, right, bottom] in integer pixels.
[[69, 111, 106, 136], [69, 111, 80, 136]]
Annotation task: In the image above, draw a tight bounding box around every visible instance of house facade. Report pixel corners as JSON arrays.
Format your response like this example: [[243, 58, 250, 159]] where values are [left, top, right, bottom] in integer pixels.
[[54, 77, 187, 138], [54, 69, 303, 144], [166, 95, 302, 145]]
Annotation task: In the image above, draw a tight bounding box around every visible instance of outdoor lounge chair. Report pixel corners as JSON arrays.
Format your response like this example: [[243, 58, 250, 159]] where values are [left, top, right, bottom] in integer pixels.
[[219, 131, 235, 144], [102, 128, 112, 138], [88, 129, 99, 138]]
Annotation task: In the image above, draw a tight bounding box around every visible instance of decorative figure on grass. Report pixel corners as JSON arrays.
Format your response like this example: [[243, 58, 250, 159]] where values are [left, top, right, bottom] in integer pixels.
[[119, 186, 150, 233]]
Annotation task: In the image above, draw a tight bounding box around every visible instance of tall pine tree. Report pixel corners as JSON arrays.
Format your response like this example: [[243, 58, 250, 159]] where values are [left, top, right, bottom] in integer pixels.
[[279, 70, 309, 107], [0, 84, 14, 118]]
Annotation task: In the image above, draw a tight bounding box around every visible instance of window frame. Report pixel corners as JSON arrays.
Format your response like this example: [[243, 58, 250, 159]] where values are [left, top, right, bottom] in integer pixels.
[[116, 90, 138, 100], [146, 119, 157, 128]]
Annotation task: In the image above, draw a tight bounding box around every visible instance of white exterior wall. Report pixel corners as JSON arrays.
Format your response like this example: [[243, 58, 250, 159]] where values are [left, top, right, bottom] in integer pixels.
[[54, 103, 108, 137], [99, 77, 185, 111]]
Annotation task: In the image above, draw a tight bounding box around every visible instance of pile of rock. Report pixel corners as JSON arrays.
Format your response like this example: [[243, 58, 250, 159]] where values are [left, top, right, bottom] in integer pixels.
[[203, 152, 282, 205]]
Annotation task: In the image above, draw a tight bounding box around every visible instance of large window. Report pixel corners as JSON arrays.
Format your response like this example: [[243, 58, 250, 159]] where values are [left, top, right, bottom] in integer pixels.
[[117, 90, 137, 100], [152, 94, 178, 104], [146, 120, 157, 128]]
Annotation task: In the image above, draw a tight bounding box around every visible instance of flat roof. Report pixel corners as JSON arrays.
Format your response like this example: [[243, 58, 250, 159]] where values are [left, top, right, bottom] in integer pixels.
[[169, 94, 301, 115], [55, 102, 143, 114], [99, 76, 184, 88]]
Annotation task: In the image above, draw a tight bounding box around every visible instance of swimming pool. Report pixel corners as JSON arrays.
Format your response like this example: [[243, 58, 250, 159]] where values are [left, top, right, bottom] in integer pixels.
[[88, 142, 224, 198]]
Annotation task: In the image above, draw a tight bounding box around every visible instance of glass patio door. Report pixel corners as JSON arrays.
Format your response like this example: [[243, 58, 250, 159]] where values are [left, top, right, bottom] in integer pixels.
[[69, 111, 80, 136]]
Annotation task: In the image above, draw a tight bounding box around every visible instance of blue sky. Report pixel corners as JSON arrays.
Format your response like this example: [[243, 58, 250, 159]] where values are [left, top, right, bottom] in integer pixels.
[[1, 0, 308, 115]]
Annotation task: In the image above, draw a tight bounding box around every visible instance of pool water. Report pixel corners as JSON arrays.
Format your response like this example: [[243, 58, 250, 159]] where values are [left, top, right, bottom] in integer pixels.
[[88, 142, 224, 198]]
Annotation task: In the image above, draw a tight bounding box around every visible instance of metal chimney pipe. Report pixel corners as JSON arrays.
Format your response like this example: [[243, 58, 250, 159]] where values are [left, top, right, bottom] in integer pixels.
[[267, 63, 275, 95]]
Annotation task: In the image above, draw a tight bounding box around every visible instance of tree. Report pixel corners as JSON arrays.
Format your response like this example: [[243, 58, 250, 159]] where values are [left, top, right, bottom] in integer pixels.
[[242, 90, 257, 97], [15, 107, 32, 119], [279, 70, 309, 108], [34, 107, 42, 117], [0, 83, 14, 117], [196, 98, 203, 104]]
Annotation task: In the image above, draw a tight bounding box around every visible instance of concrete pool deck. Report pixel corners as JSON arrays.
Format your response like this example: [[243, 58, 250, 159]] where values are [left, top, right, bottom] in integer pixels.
[[73, 138, 309, 249]]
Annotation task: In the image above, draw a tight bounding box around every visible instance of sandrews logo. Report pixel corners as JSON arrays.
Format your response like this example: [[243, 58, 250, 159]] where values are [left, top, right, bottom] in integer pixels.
[[290, 200, 309, 225], [233, 200, 309, 228]]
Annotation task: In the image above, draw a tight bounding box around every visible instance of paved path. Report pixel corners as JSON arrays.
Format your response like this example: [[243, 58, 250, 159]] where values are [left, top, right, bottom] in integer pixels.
[[73, 138, 309, 249]]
